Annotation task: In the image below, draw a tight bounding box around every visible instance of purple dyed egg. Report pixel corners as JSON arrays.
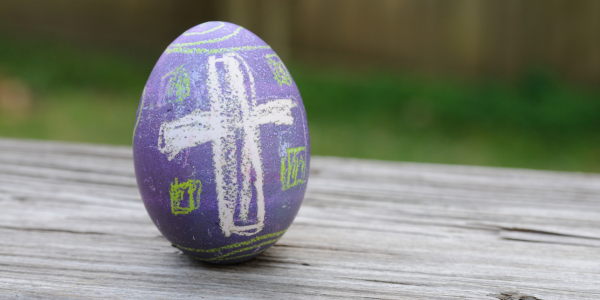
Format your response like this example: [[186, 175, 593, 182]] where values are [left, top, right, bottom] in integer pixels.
[[132, 22, 309, 264]]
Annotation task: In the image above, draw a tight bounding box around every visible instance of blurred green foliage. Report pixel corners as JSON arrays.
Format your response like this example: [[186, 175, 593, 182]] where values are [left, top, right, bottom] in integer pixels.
[[294, 64, 600, 172], [1, 35, 599, 172], [0, 36, 150, 93]]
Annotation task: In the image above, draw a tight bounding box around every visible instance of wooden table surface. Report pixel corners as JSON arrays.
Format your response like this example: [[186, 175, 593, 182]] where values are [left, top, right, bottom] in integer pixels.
[[1, 138, 599, 299]]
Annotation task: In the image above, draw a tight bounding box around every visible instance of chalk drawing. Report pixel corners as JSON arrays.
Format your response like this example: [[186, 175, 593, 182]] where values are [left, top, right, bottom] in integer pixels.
[[204, 238, 280, 262], [180, 232, 282, 262], [174, 229, 286, 253], [209, 247, 270, 262], [281, 147, 307, 191], [161, 65, 190, 104], [167, 27, 242, 54], [158, 53, 297, 237], [170, 178, 202, 215], [166, 45, 271, 55], [133, 86, 146, 138], [265, 54, 292, 86]]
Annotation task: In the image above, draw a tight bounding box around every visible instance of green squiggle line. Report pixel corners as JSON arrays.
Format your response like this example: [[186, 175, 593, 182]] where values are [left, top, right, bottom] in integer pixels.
[[215, 248, 270, 262], [206, 238, 280, 261], [183, 22, 225, 36], [166, 45, 271, 55], [170, 26, 242, 48], [192, 248, 270, 263], [132, 87, 146, 139], [175, 229, 286, 254]]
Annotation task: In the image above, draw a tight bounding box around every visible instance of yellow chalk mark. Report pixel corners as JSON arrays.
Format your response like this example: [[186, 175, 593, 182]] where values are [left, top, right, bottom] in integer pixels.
[[166, 45, 271, 55], [183, 22, 225, 36], [281, 147, 307, 191], [170, 26, 242, 48], [132, 87, 146, 139], [175, 229, 286, 254], [170, 178, 202, 215], [265, 54, 292, 86], [162, 65, 191, 104], [216, 248, 270, 262], [206, 238, 279, 262]]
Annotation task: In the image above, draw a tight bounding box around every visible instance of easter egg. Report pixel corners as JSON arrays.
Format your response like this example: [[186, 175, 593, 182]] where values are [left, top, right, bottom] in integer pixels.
[[132, 22, 309, 264]]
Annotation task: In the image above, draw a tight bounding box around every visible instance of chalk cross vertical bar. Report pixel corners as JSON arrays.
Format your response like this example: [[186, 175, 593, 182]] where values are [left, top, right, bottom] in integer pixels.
[[158, 53, 296, 237]]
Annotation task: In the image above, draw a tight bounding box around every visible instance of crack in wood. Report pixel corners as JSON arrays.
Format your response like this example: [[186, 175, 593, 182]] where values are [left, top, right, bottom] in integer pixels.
[[501, 227, 600, 240], [489, 291, 543, 300], [357, 278, 429, 287], [0, 225, 108, 235], [499, 226, 600, 248]]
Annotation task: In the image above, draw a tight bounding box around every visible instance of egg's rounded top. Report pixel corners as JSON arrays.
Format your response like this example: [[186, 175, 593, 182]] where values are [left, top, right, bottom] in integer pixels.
[[166, 21, 271, 56], [136, 21, 303, 125], [132, 22, 309, 264]]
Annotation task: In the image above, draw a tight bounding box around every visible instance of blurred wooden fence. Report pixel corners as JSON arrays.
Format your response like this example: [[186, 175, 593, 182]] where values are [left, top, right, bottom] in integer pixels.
[[0, 0, 218, 58], [286, 0, 600, 82], [1, 0, 599, 82]]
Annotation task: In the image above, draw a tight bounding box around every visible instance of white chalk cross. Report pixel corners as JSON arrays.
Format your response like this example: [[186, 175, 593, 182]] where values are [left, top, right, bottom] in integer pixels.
[[158, 53, 296, 237]]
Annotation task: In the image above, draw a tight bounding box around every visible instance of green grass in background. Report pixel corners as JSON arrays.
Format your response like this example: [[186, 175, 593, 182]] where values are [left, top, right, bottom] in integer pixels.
[[1, 35, 599, 172], [0, 36, 149, 144], [293, 64, 600, 172]]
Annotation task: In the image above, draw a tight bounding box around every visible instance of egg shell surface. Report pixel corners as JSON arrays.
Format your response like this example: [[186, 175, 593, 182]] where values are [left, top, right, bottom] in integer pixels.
[[132, 22, 310, 264]]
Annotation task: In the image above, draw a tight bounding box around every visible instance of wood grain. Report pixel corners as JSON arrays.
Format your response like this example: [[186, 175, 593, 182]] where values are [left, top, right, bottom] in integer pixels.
[[1, 138, 599, 299]]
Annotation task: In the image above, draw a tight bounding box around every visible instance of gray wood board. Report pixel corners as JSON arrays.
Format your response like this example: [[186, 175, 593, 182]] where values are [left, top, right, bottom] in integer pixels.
[[0, 138, 599, 299]]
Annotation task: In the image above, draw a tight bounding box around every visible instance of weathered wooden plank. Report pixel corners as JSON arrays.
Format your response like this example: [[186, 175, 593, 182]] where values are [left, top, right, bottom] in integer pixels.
[[0, 138, 599, 299]]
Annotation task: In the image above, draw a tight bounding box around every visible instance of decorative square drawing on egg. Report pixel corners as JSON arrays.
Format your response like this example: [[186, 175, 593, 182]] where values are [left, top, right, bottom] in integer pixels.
[[265, 54, 292, 86]]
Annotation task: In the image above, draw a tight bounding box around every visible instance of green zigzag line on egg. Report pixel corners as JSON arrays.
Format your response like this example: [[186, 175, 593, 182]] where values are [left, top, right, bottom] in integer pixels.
[[174, 229, 286, 254], [206, 238, 281, 261], [183, 22, 225, 36], [165, 45, 272, 55], [203, 247, 271, 263], [169, 26, 242, 48], [194, 238, 281, 262], [217, 247, 270, 262]]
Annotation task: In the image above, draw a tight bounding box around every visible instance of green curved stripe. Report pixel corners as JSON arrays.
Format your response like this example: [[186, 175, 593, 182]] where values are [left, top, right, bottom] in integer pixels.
[[183, 22, 225, 36], [214, 248, 270, 262], [169, 26, 242, 48], [174, 229, 286, 254], [165, 45, 271, 55], [132, 87, 146, 139], [206, 238, 280, 262], [192, 248, 270, 263]]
